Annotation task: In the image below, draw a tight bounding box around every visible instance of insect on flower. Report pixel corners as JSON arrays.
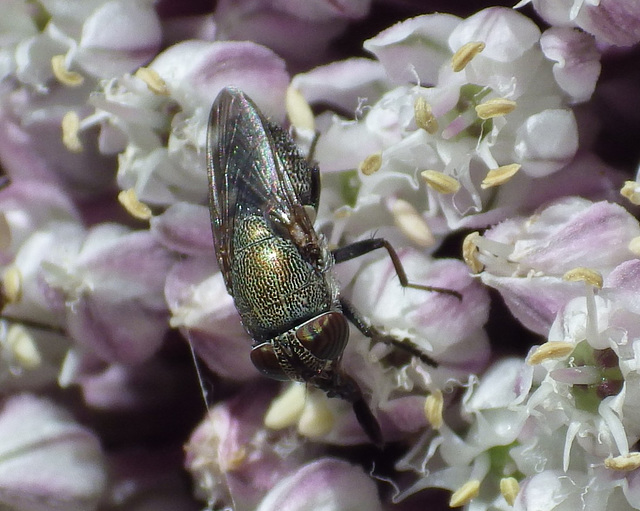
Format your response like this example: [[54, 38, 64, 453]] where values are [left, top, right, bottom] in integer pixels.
[[206, 87, 461, 445]]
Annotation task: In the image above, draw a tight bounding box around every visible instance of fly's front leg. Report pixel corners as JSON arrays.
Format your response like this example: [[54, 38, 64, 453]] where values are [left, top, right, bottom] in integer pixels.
[[340, 298, 438, 368], [332, 238, 462, 299]]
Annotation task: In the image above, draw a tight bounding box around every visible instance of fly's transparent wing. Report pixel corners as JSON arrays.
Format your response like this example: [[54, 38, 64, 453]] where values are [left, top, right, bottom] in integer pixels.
[[206, 87, 310, 290]]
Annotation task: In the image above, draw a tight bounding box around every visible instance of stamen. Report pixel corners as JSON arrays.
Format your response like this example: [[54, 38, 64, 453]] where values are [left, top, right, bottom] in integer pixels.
[[421, 170, 460, 194], [629, 236, 640, 256], [472, 235, 514, 259], [620, 180, 640, 205], [51, 55, 84, 87], [605, 452, 640, 471], [414, 97, 439, 134], [0, 214, 11, 251], [500, 477, 520, 506], [481, 164, 521, 189], [359, 152, 382, 176], [424, 389, 443, 429], [333, 207, 352, 220], [117, 189, 152, 221], [462, 232, 484, 273], [2, 266, 22, 304], [298, 393, 334, 439], [527, 341, 574, 365], [224, 446, 247, 472], [286, 86, 315, 132], [390, 198, 435, 248], [441, 112, 475, 140], [264, 382, 306, 430], [61, 112, 83, 153], [134, 67, 170, 96], [563, 267, 603, 289], [475, 98, 517, 119], [7, 324, 42, 369], [451, 42, 486, 72], [550, 366, 600, 385], [449, 479, 480, 507]]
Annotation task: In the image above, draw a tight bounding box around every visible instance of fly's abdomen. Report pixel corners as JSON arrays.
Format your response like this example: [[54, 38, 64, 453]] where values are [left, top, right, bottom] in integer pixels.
[[231, 215, 332, 340]]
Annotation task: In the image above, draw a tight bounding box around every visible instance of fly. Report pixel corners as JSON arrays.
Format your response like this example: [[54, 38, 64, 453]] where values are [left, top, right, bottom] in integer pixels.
[[206, 87, 460, 446]]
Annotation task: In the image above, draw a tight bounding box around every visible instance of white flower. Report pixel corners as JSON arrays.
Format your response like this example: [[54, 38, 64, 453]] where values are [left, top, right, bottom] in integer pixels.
[[516, 0, 640, 47], [0, 394, 107, 511], [12, 0, 161, 91], [395, 358, 534, 510], [90, 40, 290, 207], [297, 7, 600, 232], [474, 197, 640, 334]]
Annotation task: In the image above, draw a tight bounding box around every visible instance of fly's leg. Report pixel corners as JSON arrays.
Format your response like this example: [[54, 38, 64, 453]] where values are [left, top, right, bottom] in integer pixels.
[[333, 237, 462, 366], [332, 238, 462, 299], [340, 297, 438, 368]]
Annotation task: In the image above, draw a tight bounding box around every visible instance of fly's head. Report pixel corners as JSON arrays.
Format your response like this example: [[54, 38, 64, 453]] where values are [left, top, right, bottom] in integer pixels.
[[250, 311, 349, 383], [250, 311, 383, 446]]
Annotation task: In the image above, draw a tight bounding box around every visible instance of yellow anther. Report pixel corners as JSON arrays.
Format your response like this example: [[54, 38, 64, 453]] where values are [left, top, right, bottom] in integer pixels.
[[629, 236, 640, 256], [462, 231, 484, 273], [605, 453, 640, 471], [224, 446, 247, 472], [61, 111, 83, 153], [481, 164, 521, 189], [134, 67, 170, 96], [117, 189, 152, 221], [390, 198, 435, 248], [450, 479, 480, 507], [414, 97, 439, 134], [51, 55, 84, 87], [527, 341, 574, 365], [421, 170, 460, 194], [2, 266, 22, 304], [7, 324, 42, 369], [359, 152, 382, 176], [333, 207, 352, 220], [424, 389, 443, 430], [563, 267, 603, 289], [620, 181, 640, 205], [264, 382, 306, 430], [451, 42, 486, 72], [475, 98, 517, 119], [298, 393, 334, 439], [500, 477, 520, 506], [286, 86, 315, 132]]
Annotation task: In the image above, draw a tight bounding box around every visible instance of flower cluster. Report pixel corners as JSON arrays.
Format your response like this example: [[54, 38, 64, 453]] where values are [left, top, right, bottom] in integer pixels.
[[0, 1, 638, 510], [397, 198, 640, 509]]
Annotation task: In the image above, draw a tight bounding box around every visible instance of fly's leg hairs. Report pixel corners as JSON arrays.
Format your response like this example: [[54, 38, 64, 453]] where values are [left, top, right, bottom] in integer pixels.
[[340, 297, 438, 368], [332, 238, 462, 299]]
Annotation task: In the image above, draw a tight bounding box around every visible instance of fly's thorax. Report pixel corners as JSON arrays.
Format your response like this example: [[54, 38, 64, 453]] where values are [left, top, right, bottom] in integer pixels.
[[250, 311, 349, 382], [231, 214, 335, 340]]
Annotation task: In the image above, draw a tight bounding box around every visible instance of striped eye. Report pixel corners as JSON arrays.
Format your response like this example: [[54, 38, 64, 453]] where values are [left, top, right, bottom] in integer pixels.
[[250, 343, 289, 381], [295, 312, 349, 361]]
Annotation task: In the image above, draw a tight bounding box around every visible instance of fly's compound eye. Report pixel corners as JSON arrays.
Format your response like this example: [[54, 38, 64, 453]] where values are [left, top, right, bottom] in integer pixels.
[[295, 312, 349, 361], [251, 343, 289, 381]]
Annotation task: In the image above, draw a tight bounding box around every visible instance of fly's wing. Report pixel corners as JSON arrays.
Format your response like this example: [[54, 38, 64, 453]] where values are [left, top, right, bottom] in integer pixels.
[[206, 87, 313, 290]]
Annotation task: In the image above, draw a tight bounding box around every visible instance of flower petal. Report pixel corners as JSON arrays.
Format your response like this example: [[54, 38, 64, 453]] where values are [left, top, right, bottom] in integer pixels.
[[540, 27, 601, 103], [0, 394, 106, 511], [76, 0, 162, 78], [514, 109, 578, 178], [364, 14, 461, 85], [256, 458, 383, 511]]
